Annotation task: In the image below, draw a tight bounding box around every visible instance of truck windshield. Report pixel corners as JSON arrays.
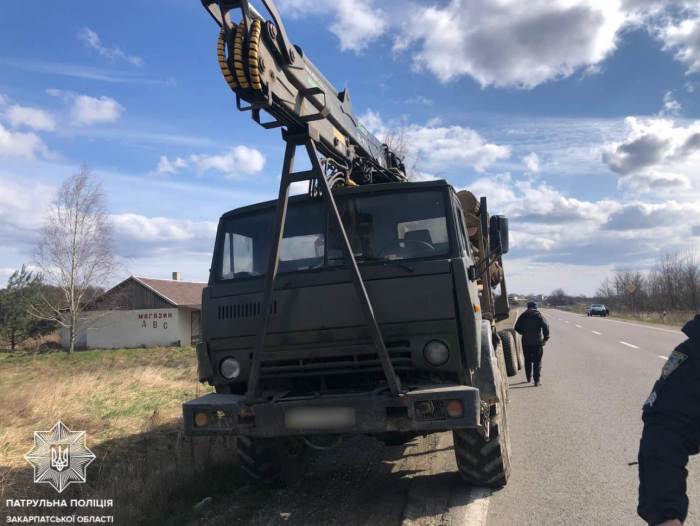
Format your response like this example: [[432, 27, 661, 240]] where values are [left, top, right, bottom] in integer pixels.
[[219, 189, 450, 280]]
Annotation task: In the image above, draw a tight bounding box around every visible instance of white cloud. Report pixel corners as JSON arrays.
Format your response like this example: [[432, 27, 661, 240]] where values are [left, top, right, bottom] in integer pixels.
[[47, 89, 124, 126], [151, 147, 266, 179], [522, 152, 541, 172], [71, 95, 124, 126], [112, 213, 216, 244], [277, 0, 386, 53], [276, 0, 700, 88], [601, 117, 700, 193], [360, 109, 510, 173], [191, 146, 266, 178], [0, 176, 54, 269], [394, 0, 627, 87], [329, 0, 387, 53], [154, 155, 188, 175], [0, 124, 49, 160], [6, 104, 56, 131], [0, 94, 6, 105], [458, 170, 700, 295], [603, 201, 697, 230], [655, 13, 700, 74], [359, 109, 388, 136], [659, 90, 682, 117], [78, 27, 144, 67], [409, 124, 511, 172]]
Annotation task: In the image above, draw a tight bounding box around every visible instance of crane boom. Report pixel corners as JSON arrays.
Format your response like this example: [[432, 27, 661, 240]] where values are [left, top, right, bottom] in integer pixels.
[[202, 0, 406, 186]]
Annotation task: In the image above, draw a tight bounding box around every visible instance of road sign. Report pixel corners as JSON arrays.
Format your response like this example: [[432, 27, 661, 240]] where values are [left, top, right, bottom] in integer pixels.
[[627, 285, 636, 292]]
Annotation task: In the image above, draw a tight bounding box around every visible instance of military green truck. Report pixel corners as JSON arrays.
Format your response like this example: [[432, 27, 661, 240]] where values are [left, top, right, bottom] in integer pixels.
[[183, 0, 520, 487]]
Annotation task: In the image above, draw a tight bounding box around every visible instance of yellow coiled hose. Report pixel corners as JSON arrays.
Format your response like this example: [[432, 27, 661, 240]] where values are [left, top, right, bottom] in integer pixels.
[[217, 27, 238, 90], [218, 19, 264, 93], [247, 19, 263, 91]]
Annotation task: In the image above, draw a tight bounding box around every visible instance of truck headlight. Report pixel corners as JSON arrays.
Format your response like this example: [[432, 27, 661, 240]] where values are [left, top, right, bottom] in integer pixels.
[[220, 357, 241, 380], [423, 341, 449, 367]]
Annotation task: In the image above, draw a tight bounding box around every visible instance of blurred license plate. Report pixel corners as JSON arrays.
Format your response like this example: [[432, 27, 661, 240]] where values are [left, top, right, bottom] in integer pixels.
[[284, 407, 355, 430]]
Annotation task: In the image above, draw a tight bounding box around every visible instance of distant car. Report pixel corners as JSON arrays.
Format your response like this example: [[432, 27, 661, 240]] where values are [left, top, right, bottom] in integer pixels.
[[587, 304, 608, 317]]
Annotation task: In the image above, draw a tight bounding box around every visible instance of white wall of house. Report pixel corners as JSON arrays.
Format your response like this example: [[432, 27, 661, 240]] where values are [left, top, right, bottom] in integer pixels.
[[61, 308, 187, 349]]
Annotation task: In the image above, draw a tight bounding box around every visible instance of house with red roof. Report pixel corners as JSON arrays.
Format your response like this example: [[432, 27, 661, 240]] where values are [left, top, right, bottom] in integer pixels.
[[60, 272, 205, 349]]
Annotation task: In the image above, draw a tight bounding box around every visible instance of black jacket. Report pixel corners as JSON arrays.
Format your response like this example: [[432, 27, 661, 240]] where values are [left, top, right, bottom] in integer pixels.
[[514, 308, 550, 346], [638, 314, 700, 526]]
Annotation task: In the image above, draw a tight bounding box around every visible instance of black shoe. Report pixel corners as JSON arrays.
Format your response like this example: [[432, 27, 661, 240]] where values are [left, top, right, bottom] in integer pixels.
[[535, 381, 541, 387], [526, 378, 531, 384]]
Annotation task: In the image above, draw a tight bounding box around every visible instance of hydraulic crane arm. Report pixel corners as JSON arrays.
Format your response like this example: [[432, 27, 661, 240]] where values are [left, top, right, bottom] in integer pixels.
[[202, 0, 406, 187]]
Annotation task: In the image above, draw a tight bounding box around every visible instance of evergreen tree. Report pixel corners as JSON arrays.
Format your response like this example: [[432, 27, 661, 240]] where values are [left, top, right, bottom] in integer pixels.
[[0, 266, 57, 350]]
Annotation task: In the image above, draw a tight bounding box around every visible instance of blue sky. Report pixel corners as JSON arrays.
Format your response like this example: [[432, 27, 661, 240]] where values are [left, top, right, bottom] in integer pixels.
[[1, 0, 700, 295]]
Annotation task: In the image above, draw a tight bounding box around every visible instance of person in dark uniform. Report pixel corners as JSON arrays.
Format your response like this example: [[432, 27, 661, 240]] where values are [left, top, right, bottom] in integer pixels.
[[514, 301, 550, 386], [638, 314, 700, 526]]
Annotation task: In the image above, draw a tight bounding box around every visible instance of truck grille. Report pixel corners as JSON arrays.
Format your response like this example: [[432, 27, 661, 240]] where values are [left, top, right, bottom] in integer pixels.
[[259, 346, 412, 378], [218, 300, 277, 320]]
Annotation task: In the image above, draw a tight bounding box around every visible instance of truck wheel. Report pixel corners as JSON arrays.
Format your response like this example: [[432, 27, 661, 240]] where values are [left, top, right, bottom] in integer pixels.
[[504, 328, 523, 371], [453, 400, 511, 487], [237, 436, 310, 485], [499, 331, 518, 378]]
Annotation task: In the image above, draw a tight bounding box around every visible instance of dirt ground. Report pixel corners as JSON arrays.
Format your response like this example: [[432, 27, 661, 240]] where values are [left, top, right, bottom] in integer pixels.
[[193, 432, 473, 526]]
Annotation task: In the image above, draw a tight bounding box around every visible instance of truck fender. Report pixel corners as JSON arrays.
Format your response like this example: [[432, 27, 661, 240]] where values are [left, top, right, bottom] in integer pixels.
[[453, 257, 481, 369], [470, 320, 501, 404]]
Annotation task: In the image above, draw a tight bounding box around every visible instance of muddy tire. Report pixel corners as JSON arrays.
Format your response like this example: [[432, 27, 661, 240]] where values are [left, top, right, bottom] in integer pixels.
[[453, 400, 511, 487], [505, 328, 523, 371], [236, 436, 310, 485], [499, 331, 518, 378]]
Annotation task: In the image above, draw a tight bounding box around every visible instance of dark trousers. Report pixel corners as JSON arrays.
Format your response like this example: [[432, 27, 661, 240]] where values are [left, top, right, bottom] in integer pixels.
[[523, 344, 544, 382]]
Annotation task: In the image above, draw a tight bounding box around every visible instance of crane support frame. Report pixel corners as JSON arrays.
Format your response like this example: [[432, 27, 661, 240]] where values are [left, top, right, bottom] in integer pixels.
[[245, 131, 403, 403]]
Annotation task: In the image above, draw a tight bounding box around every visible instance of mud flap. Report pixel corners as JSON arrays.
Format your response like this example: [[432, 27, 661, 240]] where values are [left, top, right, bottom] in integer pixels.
[[471, 320, 501, 404]]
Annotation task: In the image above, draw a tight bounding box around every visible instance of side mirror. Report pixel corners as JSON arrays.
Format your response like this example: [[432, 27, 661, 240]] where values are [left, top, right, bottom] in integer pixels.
[[489, 215, 509, 255]]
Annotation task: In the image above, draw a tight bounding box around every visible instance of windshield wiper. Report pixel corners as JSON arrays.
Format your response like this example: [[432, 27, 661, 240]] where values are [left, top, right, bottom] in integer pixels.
[[329, 255, 414, 272]]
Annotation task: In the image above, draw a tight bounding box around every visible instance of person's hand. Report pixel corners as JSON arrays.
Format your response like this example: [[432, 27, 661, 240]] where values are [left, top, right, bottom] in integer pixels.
[[657, 520, 682, 526], [542, 340, 547, 347]]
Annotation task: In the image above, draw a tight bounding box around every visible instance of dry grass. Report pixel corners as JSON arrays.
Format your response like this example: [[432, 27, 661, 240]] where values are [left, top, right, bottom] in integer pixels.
[[0, 347, 244, 525]]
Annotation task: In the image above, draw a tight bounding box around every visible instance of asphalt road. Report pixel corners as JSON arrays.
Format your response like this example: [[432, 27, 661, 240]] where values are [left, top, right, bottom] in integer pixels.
[[486, 308, 699, 526], [200, 310, 699, 526]]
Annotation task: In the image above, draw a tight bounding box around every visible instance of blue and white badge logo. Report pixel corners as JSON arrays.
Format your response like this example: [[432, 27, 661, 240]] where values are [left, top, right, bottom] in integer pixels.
[[24, 421, 96, 493]]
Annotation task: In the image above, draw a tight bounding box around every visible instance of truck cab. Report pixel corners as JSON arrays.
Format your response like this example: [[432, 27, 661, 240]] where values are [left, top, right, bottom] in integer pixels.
[[183, 180, 514, 486]]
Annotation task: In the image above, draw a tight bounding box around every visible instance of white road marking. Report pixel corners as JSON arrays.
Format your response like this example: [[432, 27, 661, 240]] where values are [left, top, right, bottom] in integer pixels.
[[461, 487, 491, 526], [565, 321, 570, 324], [659, 356, 668, 360], [575, 324, 582, 328], [592, 331, 602, 335], [620, 341, 640, 349]]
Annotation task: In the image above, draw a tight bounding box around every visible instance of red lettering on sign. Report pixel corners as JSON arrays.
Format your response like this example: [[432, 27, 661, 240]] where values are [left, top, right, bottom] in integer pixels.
[[163, 322, 168, 329], [141, 321, 146, 328], [138, 314, 143, 320], [153, 321, 158, 329], [168, 313, 172, 318]]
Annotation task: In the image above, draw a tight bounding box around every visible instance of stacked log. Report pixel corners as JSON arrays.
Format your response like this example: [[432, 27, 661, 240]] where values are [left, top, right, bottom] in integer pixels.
[[457, 190, 502, 287]]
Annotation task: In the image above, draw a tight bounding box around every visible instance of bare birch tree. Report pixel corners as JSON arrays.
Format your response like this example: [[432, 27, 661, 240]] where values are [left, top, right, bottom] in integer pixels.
[[31, 166, 119, 354], [381, 117, 423, 181]]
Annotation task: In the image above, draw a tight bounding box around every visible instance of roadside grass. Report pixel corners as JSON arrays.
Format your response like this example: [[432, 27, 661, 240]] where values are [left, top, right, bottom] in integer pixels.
[[0, 347, 244, 525]]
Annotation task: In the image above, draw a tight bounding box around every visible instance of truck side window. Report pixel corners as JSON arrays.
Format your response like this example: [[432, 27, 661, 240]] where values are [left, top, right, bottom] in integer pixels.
[[452, 204, 469, 257], [221, 233, 254, 279]]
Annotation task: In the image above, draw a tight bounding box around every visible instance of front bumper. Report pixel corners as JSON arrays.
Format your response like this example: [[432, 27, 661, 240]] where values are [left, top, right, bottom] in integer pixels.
[[183, 385, 481, 437]]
